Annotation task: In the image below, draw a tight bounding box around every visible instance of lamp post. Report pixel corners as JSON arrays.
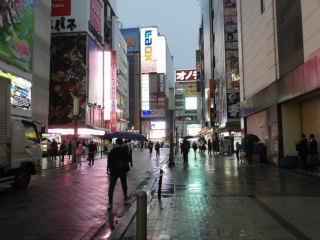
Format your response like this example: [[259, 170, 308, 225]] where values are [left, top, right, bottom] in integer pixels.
[[168, 88, 175, 167], [73, 96, 79, 163]]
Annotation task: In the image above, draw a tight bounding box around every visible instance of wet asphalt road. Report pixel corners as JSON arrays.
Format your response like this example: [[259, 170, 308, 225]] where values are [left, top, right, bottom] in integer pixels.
[[1, 148, 320, 240], [0, 148, 169, 240]]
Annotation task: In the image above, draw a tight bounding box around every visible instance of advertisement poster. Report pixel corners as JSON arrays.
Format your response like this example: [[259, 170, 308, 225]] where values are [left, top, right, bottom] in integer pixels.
[[227, 92, 240, 119], [49, 35, 87, 126], [0, 0, 34, 72]]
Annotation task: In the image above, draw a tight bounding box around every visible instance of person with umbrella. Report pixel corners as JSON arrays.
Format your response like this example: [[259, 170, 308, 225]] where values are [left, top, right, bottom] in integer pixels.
[[88, 140, 97, 166], [181, 139, 190, 164]]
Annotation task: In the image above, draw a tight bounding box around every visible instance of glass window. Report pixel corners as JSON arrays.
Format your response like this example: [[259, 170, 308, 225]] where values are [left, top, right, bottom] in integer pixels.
[[23, 122, 40, 143], [261, 0, 266, 13]]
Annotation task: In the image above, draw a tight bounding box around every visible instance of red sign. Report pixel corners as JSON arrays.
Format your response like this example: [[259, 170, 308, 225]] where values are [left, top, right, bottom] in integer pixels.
[[51, 0, 71, 16], [111, 51, 117, 132]]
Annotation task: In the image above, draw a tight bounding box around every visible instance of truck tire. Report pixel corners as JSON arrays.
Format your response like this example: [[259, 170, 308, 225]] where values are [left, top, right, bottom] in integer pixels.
[[11, 167, 31, 190]]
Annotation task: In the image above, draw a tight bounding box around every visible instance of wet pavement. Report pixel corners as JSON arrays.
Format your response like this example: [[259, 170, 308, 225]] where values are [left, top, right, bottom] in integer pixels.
[[116, 152, 320, 240], [1, 148, 320, 240]]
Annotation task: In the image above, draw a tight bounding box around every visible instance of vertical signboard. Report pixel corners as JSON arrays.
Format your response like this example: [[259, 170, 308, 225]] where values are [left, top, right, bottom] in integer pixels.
[[224, 1, 239, 90], [140, 27, 158, 73], [0, 0, 34, 72], [157, 74, 165, 107], [49, 35, 87, 126], [111, 51, 117, 132]]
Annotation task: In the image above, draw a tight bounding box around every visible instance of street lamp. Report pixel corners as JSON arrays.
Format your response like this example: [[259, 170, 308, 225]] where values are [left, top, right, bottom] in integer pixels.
[[168, 88, 175, 167]]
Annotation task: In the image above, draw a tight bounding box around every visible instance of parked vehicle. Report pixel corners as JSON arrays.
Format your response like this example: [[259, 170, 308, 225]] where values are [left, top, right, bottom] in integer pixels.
[[0, 77, 42, 190]]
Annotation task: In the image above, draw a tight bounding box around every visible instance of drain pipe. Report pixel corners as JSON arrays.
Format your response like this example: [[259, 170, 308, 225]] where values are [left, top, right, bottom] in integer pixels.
[[136, 191, 147, 239]]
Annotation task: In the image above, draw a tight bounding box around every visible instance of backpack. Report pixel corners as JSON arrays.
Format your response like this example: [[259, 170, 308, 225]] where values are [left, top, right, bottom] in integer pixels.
[[192, 142, 198, 148]]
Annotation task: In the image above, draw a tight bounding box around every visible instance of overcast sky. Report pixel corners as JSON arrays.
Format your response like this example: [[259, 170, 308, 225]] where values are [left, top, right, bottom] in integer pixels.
[[116, 0, 201, 71]]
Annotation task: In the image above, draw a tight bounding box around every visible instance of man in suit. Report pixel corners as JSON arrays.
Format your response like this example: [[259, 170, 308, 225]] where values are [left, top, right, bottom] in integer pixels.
[[308, 134, 318, 171]]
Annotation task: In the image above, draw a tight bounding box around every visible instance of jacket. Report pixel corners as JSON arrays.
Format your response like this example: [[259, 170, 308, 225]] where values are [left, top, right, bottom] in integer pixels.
[[108, 146, 130, 174]]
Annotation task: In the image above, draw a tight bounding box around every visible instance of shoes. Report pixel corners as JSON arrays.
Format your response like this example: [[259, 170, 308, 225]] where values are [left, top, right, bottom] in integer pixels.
[[88, 163, 91, 166], [131, 164, 133, 167], [124, 196, 130, 202], [107, 203, 113, 209]]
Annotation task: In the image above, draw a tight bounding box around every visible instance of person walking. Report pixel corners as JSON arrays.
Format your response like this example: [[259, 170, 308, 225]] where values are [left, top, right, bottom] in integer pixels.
[[88, 140, 97, 166], [127, 140, 133, 166], [51, 139, 58, 160], [295, 134, 308, 170], [75, 140, 84, 166], [192, 141, 198, 156], [182, 139, 190, 164], [155, 141, 161, 157], [235, 141, 242, 161], [60, 140, 68, 162], [308, 134, 318, 171], [67, 141, 72, 159], [107, 138, 130, 209], [148, 141, 153, 157], [140, 141, 144, 151], [207, 139, 212, 156], [244, 139, 255, 165]]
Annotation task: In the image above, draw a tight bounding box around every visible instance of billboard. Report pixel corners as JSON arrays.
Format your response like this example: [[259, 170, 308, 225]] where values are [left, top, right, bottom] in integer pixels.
[[120, 28, 140, 53], [52, 0, 71, 16], [0, 0, 34, 72], [227, 92, 240, 120], [140, 27, 158, 73], [49, 35, 87, 126], [175, 69, 197, 82], [51, 0, 104, 46], [157, 74, 165, 107], [111, 51, 117, 132]]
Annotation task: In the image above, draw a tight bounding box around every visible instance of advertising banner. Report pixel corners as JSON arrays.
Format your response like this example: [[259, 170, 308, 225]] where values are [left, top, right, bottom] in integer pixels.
[[183, 83, 197, 97], [176, 69, 197, 82], [52, 0, 71, 16], [227, 92, 240, 120], [51, 0, 104, 46], [0, 0, 34, 72], [120, 28, 140, 53], [49, 35, 87, 126], [140, 27, 158, 73], [111, 51, 117, 132], [157, 74, 165, 107]]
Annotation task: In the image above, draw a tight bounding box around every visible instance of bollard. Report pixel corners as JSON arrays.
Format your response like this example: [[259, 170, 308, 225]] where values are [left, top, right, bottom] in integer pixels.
[[136, 191, 147, 240], [158, 169, 163, 199]]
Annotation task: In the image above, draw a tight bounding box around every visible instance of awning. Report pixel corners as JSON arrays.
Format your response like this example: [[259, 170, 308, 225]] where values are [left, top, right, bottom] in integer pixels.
[[200, 128, 210, 135]]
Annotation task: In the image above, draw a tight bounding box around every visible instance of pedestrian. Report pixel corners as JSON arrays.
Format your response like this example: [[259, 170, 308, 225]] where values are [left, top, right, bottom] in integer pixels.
[[207, 139, 212, 155], [182, 139, 190, 164], [51, 139, 58, 160], [75, 140, 83, 166], [60, 140, 68, 162], [235, 141, 242, 161], [46, 140, 52, 160], [148, 141, 153, 157], [244, 139, 255, 165], [213, 139, 218, 155], [140, 141, 144, 151], [127, 140, 133, 166], [106, 139, 114, 173], [67, 141, 72, 158], [295, 134, 308, 170], [88, 140, 97, 166], [72, 138, 77, 163], [307, 134, 318, 171], [107, 138, 130, 209], [192, 141, 198, 156], [155, 141, 161, 157]]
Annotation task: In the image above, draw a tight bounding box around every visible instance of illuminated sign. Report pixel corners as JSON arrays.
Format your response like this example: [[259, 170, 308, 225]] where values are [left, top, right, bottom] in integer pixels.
[[141, 109, 165, 118], [140, 27, 157, 73], [176, 69, 197, 82], [144, 30, 153, 61], [111, 51, 117, 132]]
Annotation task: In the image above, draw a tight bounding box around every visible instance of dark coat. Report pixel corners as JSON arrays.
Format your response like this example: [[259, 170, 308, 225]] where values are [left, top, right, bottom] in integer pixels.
[[296, 139, 308, 157], [108, 146, 130, 174], [308, 139, 318, 155]]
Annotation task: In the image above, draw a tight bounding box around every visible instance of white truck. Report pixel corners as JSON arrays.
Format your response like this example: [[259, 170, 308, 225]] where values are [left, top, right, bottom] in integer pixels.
[[0, 76, 42, 190]]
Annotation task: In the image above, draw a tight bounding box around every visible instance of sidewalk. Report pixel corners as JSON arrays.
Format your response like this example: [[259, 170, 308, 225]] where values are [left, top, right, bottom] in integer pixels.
[[110, 151, 320, 240]]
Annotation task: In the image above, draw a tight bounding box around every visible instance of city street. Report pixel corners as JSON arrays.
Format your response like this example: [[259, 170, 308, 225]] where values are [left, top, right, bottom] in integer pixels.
[[1, 147, 320, 240], [0, 147, 169, 240]]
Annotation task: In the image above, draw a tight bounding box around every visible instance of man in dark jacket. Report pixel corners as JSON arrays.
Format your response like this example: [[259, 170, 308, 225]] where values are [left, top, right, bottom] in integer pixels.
[[107, 138, 130, 209], [308, 134, 318, 171], [296, 134, 308, 170], [244, 139, 255, 165], [182, 139, 190, 164], [88, 141, 97, 166]]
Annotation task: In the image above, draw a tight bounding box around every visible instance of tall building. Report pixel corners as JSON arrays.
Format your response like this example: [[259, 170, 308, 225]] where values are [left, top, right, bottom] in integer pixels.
[[0, 1, 51, 128], [121, 26, 174, 140], [201, 0, 320, 166]]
